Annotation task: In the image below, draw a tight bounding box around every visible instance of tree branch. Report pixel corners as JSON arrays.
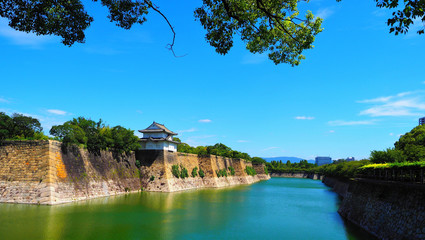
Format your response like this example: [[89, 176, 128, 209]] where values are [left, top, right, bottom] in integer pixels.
[[143, 0, 186, 57], [254, 0, 302, 44]]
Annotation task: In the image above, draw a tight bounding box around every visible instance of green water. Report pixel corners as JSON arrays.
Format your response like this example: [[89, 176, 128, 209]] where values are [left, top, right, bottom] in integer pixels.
[[0, 178, 375, 240]]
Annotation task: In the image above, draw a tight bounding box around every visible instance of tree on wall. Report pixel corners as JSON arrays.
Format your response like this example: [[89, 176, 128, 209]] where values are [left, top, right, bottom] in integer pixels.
[[0, 112, 46, 140], [11, 113, 43, 138], [0, 112, 13, 140], [394, 125, 425, 162], [50, 116, 139, 155]]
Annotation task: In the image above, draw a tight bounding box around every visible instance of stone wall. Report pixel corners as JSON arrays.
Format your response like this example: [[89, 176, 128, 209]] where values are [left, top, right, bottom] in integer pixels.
[[137, 151, 270, 192], [323, 177, 425, 240], [49, 141, 141, 204], [0, 141, 270, 205], [271, 172, 323, 180], [0, 141, 51, 204], [0, 140, 141, 205]]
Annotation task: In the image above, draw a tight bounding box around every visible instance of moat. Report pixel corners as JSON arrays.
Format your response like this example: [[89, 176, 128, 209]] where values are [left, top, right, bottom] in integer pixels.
[[0, 178, 375, 240]]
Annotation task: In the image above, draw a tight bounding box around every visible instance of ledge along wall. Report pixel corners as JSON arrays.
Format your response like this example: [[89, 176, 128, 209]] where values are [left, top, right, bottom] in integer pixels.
[[0, 140, 141, 205], [323, 177, 425, 240], [136, 150, 270, 192], [270, 172, 323, 180]]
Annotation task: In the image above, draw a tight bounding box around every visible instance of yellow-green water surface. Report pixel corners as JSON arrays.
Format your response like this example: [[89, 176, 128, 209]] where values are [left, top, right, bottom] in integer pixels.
[[0, 178, 375, 240]]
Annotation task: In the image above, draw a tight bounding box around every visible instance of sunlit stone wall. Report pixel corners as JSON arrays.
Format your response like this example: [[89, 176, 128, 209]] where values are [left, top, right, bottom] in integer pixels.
[[137, 151, 270, 192], [0, 140, 141, 205]]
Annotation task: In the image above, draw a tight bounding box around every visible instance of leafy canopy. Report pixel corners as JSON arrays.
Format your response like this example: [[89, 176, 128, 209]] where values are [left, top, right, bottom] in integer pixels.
[[194, 0, 323, 65], [336, 0, 425, 35], [50, 116, 140, 155], [369, 125, 425, 163], [0, 0, 322, 66], [0, 112, 47, 140], [1, 1, 424, 65]]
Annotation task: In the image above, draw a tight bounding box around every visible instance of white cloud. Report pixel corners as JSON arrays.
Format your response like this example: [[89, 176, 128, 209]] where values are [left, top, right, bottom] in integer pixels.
[[389, 133, 394, 136], [358, 91, 425, 117], [0, 97, 9, 103], [328, 120, 376, 126], [177, 128, 197, 134], [184, 135, 216, 147], [237, 140, 249, 143], [295, 116, 315, 120], [357, 91, 413, 103], [329, 130, 335, 133], [0, 19, 52, 47], [198, 119, 212, 123], [47, 109, 67, 115], [136, 110, 143, 114], [316, 8, 334, 19]]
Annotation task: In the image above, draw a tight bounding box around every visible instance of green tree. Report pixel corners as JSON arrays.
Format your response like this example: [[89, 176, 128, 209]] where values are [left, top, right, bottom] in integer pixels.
[[251, 157, 266, 164], [50, 123, 87, 145], [11, 113, 43, 138], [0, 112, 13, 140], [370, 148, 407, 163], [337, 0, 425, 35], [50, 116, 140, 155], [108, 126, 140, 154], [394, 125, 425, 162], [0, 0, 323, 66]]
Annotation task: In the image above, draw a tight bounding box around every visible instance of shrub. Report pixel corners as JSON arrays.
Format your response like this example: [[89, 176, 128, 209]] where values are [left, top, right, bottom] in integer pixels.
[[245, 166, 257, 176], [370, 148, 406, 163], [198, 168, 205, 178], [180, 165, 189, 178], [172, 165, 180, 178], [220, 169, 228, 177], [191, 167, 198, 177], [317, 160, 370, 179], [150, 175, 155, 181], [216, 170, 221, 177], [124, 187, 130, 192], [264, 166, 269, 175], [228, 166, 235, 176], [135, 160, 141, 168]]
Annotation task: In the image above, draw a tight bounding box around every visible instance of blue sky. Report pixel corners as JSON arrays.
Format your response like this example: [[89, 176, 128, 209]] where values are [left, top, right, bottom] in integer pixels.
[[1, 0, 424, 160]]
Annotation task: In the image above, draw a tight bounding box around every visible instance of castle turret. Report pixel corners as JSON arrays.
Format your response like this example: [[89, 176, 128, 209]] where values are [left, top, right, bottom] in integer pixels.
[[138, 122, 180, 152]]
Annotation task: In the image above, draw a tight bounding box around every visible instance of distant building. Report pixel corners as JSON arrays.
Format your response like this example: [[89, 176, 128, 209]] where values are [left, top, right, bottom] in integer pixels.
[[139, 122, 180, 152], [346, 157, 355, 162], [420, 117, 425, 126], [315, 156, 332, 166]]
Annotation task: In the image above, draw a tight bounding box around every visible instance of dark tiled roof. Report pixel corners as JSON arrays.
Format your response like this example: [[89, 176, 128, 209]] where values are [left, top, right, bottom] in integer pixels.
[[139, 137, 180, 144], [138, 121, 177, 135]]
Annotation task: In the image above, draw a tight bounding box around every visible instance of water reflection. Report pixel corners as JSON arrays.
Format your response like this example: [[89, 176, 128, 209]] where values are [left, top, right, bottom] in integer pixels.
[[0, 179, 375, 240]]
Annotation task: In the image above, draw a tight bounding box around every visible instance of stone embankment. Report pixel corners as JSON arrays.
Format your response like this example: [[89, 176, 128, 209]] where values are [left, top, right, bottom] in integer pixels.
[[323, 176, 425, 240], [271, 172, 322, 180], [0, 140, 141, 205], [0, 141, 270, 205], [136, 151, 269, 192]]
